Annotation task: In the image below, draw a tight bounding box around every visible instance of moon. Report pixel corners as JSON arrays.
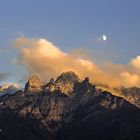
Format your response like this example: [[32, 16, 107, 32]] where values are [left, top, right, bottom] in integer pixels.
[[102, 34, 107, 41]]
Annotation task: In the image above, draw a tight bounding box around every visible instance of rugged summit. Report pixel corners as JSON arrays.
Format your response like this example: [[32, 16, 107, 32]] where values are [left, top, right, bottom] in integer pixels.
[[0, 71, 140, 140], [54, 71, 81, 95], [55, 71, 80, 83], [24, 75, 43, 93], [44, 71, 81, 96]]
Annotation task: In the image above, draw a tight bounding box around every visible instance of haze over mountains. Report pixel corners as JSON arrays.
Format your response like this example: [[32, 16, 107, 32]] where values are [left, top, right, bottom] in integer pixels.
[[0, 71, 140, 140], [0, 83, 21, 95]]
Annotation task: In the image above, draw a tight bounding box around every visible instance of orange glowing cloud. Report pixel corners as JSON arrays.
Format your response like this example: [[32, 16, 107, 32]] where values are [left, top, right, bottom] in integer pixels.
[[13, 37, 140, 87]]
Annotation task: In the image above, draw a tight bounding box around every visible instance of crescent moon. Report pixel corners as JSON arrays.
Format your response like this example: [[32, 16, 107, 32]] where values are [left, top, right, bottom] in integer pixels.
[[102, 35, 107, 41]]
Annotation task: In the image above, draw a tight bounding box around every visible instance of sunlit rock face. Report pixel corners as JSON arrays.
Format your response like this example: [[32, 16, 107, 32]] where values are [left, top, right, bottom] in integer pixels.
[[120, 87, 140, 108], [54, 71, 81, 95], [43, 71, 81, 96], [24, 75, 43, 93], [96, 84, 140, 108]]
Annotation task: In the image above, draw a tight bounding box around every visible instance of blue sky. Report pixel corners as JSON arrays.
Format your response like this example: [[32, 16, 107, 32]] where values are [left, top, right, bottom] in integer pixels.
[[0, 0, 140, 83]]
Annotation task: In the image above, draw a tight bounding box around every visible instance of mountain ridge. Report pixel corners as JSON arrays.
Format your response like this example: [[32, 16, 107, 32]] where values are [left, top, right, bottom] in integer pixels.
[[0, 71, 140, 140]]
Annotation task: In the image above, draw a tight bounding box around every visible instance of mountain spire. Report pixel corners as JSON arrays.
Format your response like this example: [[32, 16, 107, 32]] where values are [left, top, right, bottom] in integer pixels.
[[24, 75, 43, 93]]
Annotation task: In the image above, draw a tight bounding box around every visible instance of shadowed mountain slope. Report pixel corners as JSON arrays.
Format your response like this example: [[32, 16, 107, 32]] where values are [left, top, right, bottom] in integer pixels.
[[0, 71, 140, 140]]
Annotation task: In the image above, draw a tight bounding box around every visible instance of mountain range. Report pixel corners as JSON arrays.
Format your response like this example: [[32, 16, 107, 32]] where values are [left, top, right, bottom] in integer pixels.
[[0, 71, 140, 140], [0, 83, 21, 95]]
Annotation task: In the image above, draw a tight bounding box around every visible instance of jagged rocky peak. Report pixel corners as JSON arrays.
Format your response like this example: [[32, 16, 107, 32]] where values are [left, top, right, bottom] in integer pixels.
[[55, 71, 81, 84], [24, 75, 43, 93], [53, 71, 81, 95]]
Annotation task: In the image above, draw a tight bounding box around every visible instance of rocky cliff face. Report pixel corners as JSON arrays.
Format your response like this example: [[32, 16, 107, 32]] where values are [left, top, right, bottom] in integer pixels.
[[120, 87, 140, 108], [0, 72, 140, 140], [24, 75, 43, 93], [43, 71, 81, 96], [97, 84, 140, 108]]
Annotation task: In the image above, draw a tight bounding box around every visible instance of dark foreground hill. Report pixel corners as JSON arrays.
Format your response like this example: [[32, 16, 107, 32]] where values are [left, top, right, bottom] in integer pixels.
[[0, 71, 140, 140]]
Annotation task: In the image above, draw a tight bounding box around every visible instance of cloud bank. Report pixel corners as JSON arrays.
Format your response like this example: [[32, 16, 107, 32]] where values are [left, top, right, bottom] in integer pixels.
[[14, 37, 140, 87]]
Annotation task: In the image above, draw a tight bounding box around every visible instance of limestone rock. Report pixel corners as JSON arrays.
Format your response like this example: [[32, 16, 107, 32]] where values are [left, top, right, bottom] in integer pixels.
[[24, 75, 43, 93], [54, 71, 81, 96], [43, 71, 81, 96]]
